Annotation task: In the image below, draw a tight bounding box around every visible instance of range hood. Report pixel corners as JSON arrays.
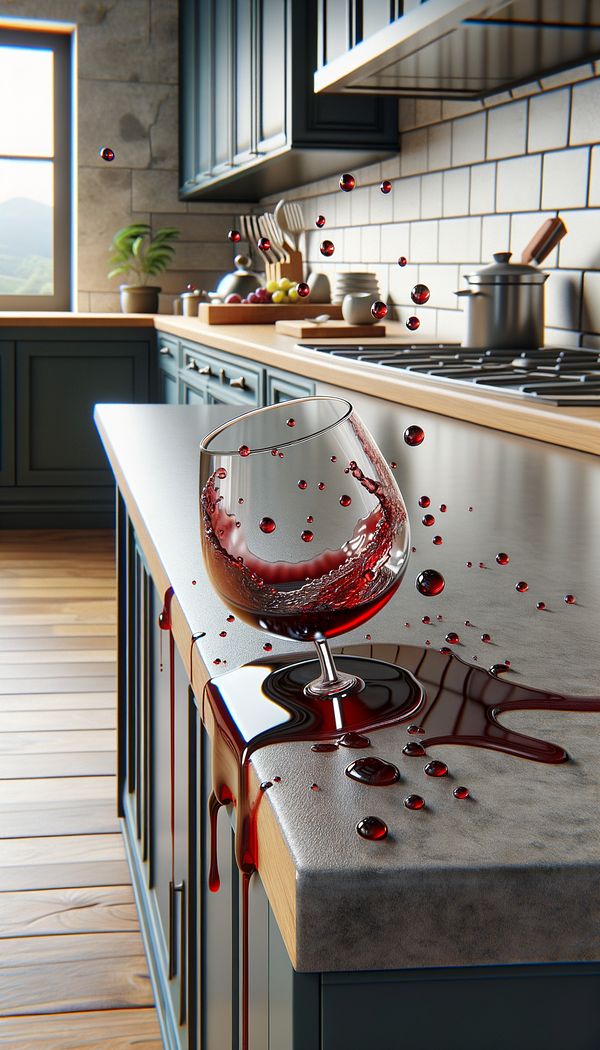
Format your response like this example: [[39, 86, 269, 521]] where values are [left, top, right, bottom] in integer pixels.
[[314, 0, 600, 99]]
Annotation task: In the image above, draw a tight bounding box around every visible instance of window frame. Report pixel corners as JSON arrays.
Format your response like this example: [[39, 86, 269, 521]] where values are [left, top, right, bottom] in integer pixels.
[[0, 26, 73, 311]]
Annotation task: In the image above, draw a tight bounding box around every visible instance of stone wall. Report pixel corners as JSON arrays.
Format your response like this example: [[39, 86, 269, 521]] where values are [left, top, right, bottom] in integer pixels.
[[0, 0, 248, 312]]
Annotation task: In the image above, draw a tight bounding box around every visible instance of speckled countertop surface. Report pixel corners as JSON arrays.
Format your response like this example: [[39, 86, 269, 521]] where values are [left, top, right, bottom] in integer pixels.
[[95, 399, 600, 972]]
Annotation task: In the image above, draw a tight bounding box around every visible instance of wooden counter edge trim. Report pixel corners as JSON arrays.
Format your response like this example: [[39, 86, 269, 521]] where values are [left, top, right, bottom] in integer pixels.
[[156, 318, 600, 458], [94, 412, 299, 969]]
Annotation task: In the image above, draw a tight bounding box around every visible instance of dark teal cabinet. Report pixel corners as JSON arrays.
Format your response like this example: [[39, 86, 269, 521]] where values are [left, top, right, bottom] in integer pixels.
[[0, 327, 152, 527], [179, 0, 397, 201], [0, 342, 15, 487]]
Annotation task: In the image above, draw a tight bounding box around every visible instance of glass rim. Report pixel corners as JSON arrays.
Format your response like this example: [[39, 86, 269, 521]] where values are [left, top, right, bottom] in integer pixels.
[[199, 396, 353, 457]]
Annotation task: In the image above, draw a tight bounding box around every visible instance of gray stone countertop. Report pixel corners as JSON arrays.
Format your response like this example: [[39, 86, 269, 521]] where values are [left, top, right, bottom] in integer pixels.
[[95, 399, 600, 973]]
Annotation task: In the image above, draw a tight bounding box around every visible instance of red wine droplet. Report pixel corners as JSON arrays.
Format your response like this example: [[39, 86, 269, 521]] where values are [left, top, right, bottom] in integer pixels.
[[479, 562, 486, 569], [320, 239, 335, 257], [346, 757, 400, 786], [439, 646, 452, 655], [466, 561, 473, 568], [311, 742, 338, 752], [371, 300, 388, 320], [339, 494, 352, 507], [296, 282, 310, 298], [402, 741, 426, 757], [398, 256, 408, 267], [310, 782, 320, 791], [298, 479, 307, 490], [216, 467, 227, 480], [219, 630, 227, 638], [418, 495, 430, 508], [380, 180, 392, 194], [301, 530, 314, 542], [259, 517, 276, 534], [424, 760, 448, 777], [306, 515, 314, 523], [263, 642, 273, 651], [339, 172, 356, 192], [468, 506, 474, 512], [564, 594, 576, 605], [330, 455, 337, 462], [490, 662, 510, 675], [228, 229, 241, 243], [453, 786, 470, 799], [536, 601, 546, 611], [464, 620, 471, 627], [481, 633, 491, 643], [416, 569, 445, 597], [364, 633, 371, 641], [411, 283, 430, 305], [404, 794, 425, 810], [404, 425, 424, 446], [315, 214, 326, 228], [227, 614, 235, 622], [433, 535, 443, 545], [238, 444, 250, 457], [406, 316, 420, 331], [318, 482, 327, 491], [439, 503, 447, 512], [445, 632, 460, 644], [356, 816, 388, 840], [515, 580, 529, 593], [422, 615, 431, 625], [258, 236, 271, 252], [436, 614, 443, 621], [407, 724, 424, 734], [339, 732, 371, 749], [422, 514, 435, 527], [99, 145, 115, 161], [213, 658, 221, 665], [496, 552, 510, 565]]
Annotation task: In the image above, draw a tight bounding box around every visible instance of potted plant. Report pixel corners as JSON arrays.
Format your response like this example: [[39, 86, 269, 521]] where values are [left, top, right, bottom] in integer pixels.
[[108, 223, 180, 313]]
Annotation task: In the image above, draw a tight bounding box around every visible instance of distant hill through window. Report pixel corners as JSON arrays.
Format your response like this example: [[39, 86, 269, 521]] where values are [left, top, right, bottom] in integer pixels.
[[0, 197, 52, 294]]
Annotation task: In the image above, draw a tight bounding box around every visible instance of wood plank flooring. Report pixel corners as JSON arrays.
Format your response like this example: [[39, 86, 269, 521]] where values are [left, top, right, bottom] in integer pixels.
[[0, 530, 162, 1049]]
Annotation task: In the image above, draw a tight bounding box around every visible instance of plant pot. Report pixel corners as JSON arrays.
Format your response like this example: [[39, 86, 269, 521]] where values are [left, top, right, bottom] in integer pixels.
[[119, 285, 161, 314]]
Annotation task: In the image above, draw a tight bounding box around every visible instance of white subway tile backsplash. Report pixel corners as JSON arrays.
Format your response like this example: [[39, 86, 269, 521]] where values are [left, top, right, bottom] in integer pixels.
[[350, 186, 371, 227], [389, 263, 419, 306], [415, 99, 443, 128], [370, 182, 395, 224], [452, 112, 486, 166], [438, 217, 481, 263], [582, 271, 600, 333], [570, 78, 600, 144], [410, 220, 439, 263], [393, 176, 421, 222], [544, 270, 582, 330], [420, 172, 443, 219], [335, 188, 351, 227], [428, 122, 452, 170], [481, 214, 510, 262], [558, 210, 600, 269], [509, 211, 558, 268], [343, 225, 362, 260], [361, 225, 381, 263], [436, 308, 465, 342], [496, 155, 541, 212], [400, 128, 428, 176], [417, 264, 459, 310], [542, 148, 589, 210], [380, 222, 410, 263], [442, 167, 470, 217], [544, 327, 580, 346], [528, 89, 570, 153], [542, 63, 594, 91], [487, 100, 527, 158], [589, 145, 600, 206], [470, 162, 496, 215]]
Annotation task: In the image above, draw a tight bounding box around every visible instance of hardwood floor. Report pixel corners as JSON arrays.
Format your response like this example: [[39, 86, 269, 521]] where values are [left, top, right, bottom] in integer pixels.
[[0, 531, 162, 1049]]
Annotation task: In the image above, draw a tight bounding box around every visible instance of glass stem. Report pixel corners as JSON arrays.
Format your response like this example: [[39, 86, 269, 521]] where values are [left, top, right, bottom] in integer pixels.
[[314, 637, 342, 688]]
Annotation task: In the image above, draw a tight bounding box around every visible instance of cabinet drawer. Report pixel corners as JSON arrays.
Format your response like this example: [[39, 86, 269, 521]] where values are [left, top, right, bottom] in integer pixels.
[[181, 342, 263, 407], [266, 369, 315, 405], [156, 333, 179, 374]]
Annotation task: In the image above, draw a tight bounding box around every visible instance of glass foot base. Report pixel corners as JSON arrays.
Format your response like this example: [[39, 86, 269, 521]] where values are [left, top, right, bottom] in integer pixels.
[[303, 672, 365, 700]]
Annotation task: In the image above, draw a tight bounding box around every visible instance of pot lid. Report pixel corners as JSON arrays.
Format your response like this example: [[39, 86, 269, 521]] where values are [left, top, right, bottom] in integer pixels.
[[466, 252, 548, 285]]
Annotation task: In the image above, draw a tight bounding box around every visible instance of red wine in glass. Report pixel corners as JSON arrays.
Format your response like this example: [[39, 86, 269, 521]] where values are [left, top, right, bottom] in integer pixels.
[[200, 397, 410, 696]]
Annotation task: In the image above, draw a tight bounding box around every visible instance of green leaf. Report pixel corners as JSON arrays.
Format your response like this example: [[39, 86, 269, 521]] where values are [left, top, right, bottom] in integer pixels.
[[131, 236, 144, 258]]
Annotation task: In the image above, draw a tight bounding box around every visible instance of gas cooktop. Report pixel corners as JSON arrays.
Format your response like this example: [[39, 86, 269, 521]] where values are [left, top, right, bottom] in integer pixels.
[[297, 343, 600, 407]]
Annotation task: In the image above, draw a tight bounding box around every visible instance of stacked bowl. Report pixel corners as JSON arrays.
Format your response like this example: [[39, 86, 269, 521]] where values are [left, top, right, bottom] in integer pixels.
[[333, 271, 380, 304]]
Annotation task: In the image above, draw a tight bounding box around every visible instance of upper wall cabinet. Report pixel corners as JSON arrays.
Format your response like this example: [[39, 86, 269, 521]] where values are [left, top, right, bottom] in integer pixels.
[[314, 0, 600, 99], [179, 0, 398, 201]]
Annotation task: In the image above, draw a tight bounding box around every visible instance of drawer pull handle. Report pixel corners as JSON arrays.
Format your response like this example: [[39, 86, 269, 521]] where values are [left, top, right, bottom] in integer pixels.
[[219, 367, 226, 382], [159, 345, 172, 356], [230, 375, 247, 389], [198, 365, 213, 376], [185, 359, 198, 371]]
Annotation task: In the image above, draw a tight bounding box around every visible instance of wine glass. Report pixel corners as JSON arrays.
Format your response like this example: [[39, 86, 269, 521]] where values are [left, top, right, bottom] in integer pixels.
[[199, 397, 410, 697]]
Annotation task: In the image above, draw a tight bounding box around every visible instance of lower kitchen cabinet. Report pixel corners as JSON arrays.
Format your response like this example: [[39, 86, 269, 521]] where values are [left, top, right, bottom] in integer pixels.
[[0, 327, 153, 527], [266, 368, 315, 404]]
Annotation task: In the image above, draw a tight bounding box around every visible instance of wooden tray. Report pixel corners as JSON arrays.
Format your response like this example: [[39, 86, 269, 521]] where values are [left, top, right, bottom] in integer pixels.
[[275, 319, 386, 338], [198, 303, 342, 325]]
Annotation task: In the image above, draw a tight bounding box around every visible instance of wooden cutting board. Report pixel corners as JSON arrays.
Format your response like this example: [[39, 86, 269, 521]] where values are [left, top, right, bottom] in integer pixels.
[[275, 319, 386, 338], [198, 303, 342, 325]]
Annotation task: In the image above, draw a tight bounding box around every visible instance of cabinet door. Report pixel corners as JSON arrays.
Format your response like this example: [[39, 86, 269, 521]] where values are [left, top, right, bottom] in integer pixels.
[[255, 0, 288, 154], [160, 365, 179, 404], [180, 377, 208, 405], [0, 342, 15, 486], [212, 0, 234, 173], [266, 369, 315, 404], [233, 0, 255, 165], [16, 339, 149, 486]]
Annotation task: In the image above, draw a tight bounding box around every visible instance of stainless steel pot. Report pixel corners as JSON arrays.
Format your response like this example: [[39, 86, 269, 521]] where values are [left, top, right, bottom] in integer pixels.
[[455, 252, 548, 349]]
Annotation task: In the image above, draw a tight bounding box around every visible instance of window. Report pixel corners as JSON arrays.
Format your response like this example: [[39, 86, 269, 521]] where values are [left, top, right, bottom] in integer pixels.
[[0, 27, 72, 310]]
